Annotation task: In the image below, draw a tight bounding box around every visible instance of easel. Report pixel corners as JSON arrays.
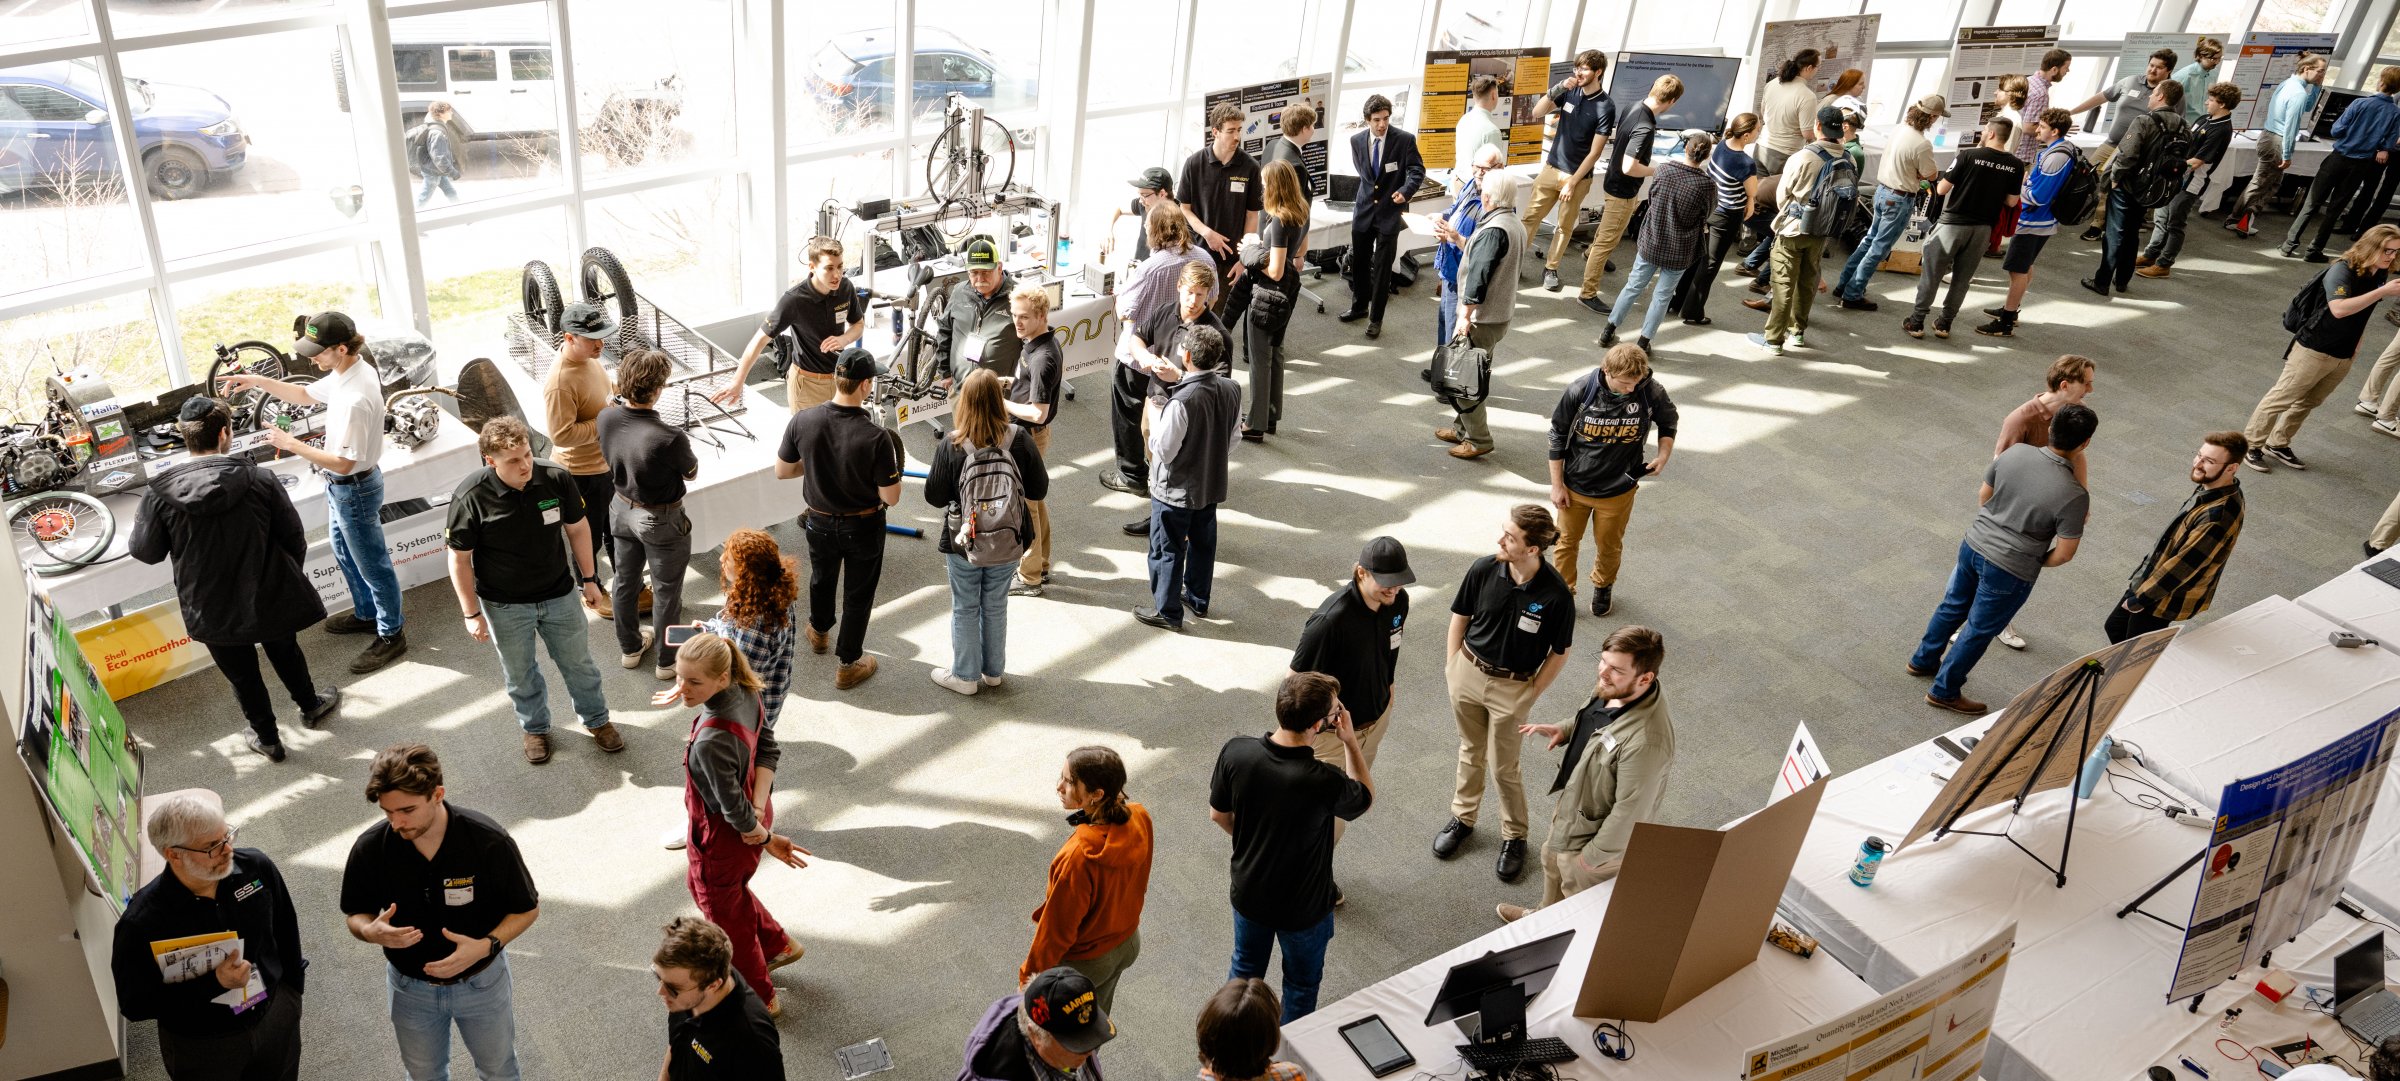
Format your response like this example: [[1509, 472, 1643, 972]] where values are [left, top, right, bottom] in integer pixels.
[[1929, 659, 2108, 888], [2113, 847, 2234, 1013]]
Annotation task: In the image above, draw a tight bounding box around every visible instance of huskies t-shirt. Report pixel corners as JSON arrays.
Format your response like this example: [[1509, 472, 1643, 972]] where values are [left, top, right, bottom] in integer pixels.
[[1546, 371, 1681, 499]]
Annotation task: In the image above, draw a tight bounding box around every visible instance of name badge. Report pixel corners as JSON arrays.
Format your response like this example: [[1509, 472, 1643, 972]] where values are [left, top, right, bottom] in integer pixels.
[[1229, 178, 1248, 193], [1599, 731, 1620, 755], [1516, 613, 1542, 634], [445, 885, 475, 906], [964, 336, 987, 364], [1563, 102, 1576, 114], [541, 506, 561, 525], [1390, 628, 1405, 649]]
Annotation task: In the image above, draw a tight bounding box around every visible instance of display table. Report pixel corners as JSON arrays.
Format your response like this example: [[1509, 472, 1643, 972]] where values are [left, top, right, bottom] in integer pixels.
[[2296, 551, 2400, 653], [1780, 715, 2375, 1081], [1281, 871, 1879, 1080]]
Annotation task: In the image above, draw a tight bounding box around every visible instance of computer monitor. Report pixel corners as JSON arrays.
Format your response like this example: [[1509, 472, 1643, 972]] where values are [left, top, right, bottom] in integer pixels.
[[1610, 52, 1746, 136], [2337, 932, 2387, 1010], [1422, 929, 1577, 1039], [2316, 88, 2368, 141]]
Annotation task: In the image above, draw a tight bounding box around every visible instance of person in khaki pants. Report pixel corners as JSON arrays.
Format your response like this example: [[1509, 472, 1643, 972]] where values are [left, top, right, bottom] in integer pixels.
[[2370, 491, 2400, 558], [1523, 50, 1615, 291], [1547, 344, 1678, 618], [1431, 506, 1576, 885], [716, 236, 868, 414], [2243, 225, 2400, 474], [1499, 625, 1675, 921], [1003, 285, 1066, 596]]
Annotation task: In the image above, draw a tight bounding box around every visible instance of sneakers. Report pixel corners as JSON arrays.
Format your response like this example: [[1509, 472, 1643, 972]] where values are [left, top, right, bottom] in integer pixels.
[[2279, 245, 2301, 258], [590, 722, 626, 753], [1543, 269, 1561, 292], [2360, 401, 2382, 417], [662, 826, 687, 850], [1998, 626, 2028, 651], [351, 633, 408, 674], [2377, 419, 2400, 439], [324, 611, 376, 635], [1097, 470, 1148, 498], [1933, 317, 1952, 340], [1746, 332, 1784, 356], [302, 686, 342, 728], [2080, 277, 2110, 297], [1496, 838, 1528, 883], [931, 668, 981, 695], [654, 663, 675, 681], [767, 940, 805, 970], [1838, 296, 1879, 311], [2136, 264, 2170, 278], [2243, 448, 2272, 473], [2081, 227, 2104, 242], [622, 627, 654, 669], [1579, 295, 1612, 316], [1975, 310, 2017, 337], [1590, 586, 1612, 618], [804, 624, 829, 654], [1008, 580, 1044, 598], [244, 730, 287, 762], [1902, 315, 1925, 338], [2306, 251, 2332, 264], [835, 656, 880, 689], [1787, 331, 1807, 350], [523, 732, 553, 764], [2266, 446, 2307, 470], [1432, 816, 1473, 859], [1497, 903, 1531, 924], [1132, 606, 1183, 631], [981, 674, 1004, 688]]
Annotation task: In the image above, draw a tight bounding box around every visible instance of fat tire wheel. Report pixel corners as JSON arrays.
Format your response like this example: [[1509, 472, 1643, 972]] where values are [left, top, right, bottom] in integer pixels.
[[145, 145, 209, 200], [11, 490, 116, 576], [578, 247, 637, 328], [522, 260, 565, 334]]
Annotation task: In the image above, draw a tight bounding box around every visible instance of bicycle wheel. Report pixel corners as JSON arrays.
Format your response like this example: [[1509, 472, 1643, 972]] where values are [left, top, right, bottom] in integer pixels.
[[254, 373, 327, 450], [925, 113, 1016, 202], [206, 340, 287, 421], [11, 490, 115, 575]]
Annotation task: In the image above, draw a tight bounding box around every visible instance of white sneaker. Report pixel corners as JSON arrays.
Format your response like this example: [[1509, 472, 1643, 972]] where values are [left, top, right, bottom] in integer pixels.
[[980, 674, 1004, 688], [621, 628, 654, 669], [661, 826, 686, 851], [1999, 626, 2029, 650], [930, 668, 980, 695], [2359, 401, 2381, 418], [1788, 331, 1808, 349], [655, 664, 676, 681], [2377, 419, 2400, 439]]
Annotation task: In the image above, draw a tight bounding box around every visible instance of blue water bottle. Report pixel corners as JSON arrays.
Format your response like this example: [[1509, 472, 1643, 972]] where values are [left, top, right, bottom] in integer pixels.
[[2076, 735, 2115, 800], [1850, 837, 1891, 887]]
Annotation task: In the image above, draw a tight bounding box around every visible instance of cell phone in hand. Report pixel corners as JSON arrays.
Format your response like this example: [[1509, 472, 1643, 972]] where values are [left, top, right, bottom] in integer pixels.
[[663, 624, 702, 648]]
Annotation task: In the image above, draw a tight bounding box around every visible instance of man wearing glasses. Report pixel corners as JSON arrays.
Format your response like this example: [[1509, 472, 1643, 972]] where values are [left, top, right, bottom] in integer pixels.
[[653, 916, 784, 1080], [1432, 143, 1508, 351], [111, 792, 309, 1080]]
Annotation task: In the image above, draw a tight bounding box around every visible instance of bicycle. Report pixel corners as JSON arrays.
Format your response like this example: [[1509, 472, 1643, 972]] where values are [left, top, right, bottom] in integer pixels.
[[924, 92, 1017, 237]]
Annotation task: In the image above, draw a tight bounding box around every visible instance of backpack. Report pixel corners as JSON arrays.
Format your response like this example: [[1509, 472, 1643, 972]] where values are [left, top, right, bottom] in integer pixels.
[[2045, 143, 2100, 225], [2283, 267, 2333, 337], [2122, 116, 2194, 210], [1782, 146, 1860, 238], [943, 429, 1029, 567], [404, 124, 432, 179]]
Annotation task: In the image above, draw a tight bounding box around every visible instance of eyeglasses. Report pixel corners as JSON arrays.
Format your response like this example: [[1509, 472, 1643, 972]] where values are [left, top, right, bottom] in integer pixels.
[[2380, 245, 2400, 256], [173, 827, 236, 858]]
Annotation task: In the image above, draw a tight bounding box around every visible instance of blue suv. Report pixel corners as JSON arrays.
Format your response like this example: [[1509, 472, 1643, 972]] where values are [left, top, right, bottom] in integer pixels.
[[0, 59, 247, 200], [806, 27, 1037, 128]]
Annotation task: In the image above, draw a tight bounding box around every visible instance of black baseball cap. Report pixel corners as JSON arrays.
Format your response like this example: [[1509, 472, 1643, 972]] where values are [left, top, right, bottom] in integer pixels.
[[963, 236, 1002, 271], [1022, 967, 1115, 1053], [834, 346, 884, 382], [1360, 536, 1415, 588], [1815, 104, 1846, 135], [1131, 166, 1173, 193], [560, 301, 618, 341], [292, 311, 357, 358]]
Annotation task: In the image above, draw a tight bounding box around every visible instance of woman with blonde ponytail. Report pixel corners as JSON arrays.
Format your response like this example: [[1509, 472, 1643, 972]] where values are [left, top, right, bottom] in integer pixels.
[[1019, 745, 1154, 1012]]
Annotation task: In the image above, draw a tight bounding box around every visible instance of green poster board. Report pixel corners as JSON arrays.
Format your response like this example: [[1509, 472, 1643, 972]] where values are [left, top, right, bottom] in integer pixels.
[[18, 580, 143, 908]]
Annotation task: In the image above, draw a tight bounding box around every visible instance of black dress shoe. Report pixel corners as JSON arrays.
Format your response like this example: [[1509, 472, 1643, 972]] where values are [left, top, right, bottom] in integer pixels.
[[1185, 596, 1209, 618], [1579, 296, 1612, 316], [1338, 307, 1369, 323], [1496, 838, 1528, 883], [302, 685, 342, 728], [1240, 429, 1266, 442], [1122, 519, 1150, 536], [1432, 817, 1473, 859], [2371, 542, 2388, 560], [1131, 606, 1182, 631], [1590, 586, 1612, 617], [1366, 321, 1381, 339], [2079, 277, 2110, 297]]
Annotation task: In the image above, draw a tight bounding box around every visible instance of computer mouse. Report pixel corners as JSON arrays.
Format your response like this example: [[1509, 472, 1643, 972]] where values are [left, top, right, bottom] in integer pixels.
[[1961, 736, 1980, 750], [2149, 1067, 2175, 1081]]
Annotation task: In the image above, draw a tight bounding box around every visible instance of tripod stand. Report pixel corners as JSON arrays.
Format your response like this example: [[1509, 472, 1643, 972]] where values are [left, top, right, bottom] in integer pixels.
[[1929, 659, 2109, 888]]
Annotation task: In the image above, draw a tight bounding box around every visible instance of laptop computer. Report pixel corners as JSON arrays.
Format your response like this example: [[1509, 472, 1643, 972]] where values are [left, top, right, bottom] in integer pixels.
[[2361, 558, 2400, 592], [2335, 933, 2400, 1042]]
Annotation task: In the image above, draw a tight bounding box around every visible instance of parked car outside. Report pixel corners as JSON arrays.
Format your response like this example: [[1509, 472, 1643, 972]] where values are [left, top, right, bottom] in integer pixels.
[[0, 59, 247, 199], [806, 26, 1038, 128]]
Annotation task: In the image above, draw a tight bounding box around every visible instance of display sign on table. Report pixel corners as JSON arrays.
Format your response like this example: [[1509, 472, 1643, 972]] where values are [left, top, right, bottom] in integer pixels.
[[2227, 33, 2339, 130], [1420, 48, 1550, 168], [2101, 34, 2224, 131], [1742, 922, 2012, 1081], [1772, 721, 1830, 804], [1753, 15, 1880, 113], [1613, 53, 1748, 137], [2167, 709, 2400, 1002], [1947, 25, 2060, 126], [17, 578, 143, 908], [1202, 74, 1332, 191]]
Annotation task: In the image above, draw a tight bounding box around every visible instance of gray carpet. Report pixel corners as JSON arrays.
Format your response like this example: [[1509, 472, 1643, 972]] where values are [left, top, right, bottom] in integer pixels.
[[116, 216, 2390, 1079]]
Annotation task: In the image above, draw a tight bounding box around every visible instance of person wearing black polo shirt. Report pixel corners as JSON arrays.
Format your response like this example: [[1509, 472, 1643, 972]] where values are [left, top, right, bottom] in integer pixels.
[[1547, 345, 1677, 618], [1180, 103, 1264, 288], [1290, 537, 1413, 858], [447, 416, 619, 766], [1137, 323, 1240, 631], [1575, 74, 1682, 313], [1526, 50, 1615, 292], [1339, 94, 1425, 339], [775, 347, 905, 689], [111, 792, 307, 1081], [341, 744, 539, 1081], [597, 347, 699, 681], [1003, 285, 1066, 597], [936, 237, 1022, 381], [1209, 671, 1374, 1023], [716, 236, 866, 412], [654, 917, 784, 1081], [1118, 261, 1228, 539], [1432, 505, 1576, 883]]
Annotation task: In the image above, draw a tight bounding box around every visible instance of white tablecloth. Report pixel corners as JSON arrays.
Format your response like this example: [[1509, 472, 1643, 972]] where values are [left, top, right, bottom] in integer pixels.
[[1282, 871, 1878, 1080], [2297, 551, 2400, 654], [1780, 716, 2374, 1081]]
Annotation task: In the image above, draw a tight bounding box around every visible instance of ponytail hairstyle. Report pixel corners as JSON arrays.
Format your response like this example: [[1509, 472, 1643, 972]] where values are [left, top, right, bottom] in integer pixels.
[[1065, 746, 1132, 825], [679, 632, 763, 696], [1779, 48, 1820, 84], [1722, 112, 1761, 142]]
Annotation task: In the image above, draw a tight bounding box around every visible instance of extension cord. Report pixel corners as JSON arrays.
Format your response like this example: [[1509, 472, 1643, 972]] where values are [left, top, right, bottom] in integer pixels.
[[2164, 806, 2213, 828]]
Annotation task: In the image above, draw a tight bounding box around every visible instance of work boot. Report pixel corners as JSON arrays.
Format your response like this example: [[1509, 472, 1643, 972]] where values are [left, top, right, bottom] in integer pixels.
[[835, 656, 880, 689], [351, 633, 407, 674], [523, 732, 552, 765], [590, 722, 626, 753], [324, 611, 375, 635], [804, 624, 829, 654]]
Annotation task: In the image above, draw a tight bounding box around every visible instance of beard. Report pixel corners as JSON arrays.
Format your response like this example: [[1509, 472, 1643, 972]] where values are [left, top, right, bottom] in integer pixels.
[[189, 858, 235, 882]]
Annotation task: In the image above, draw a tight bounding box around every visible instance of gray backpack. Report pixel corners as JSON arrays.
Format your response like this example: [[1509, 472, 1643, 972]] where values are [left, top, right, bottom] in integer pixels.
[[947, 427, 1029, 567]]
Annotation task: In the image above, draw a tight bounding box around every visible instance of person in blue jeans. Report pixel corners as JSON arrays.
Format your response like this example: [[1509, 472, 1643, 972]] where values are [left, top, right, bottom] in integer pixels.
[[1135, 324, 1240, 631], [1602, 133, 1717, 351], [924, 370, 1048, 695], [1833, 96, 1946, 309], [1909, 405, 2096, 714], [1210, 671, 1374, 1022], [412, 102, 462, 208], [444, 416, 624, 765]]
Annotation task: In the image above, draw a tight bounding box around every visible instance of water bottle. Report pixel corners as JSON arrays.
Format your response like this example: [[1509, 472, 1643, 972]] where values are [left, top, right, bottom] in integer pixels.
[[2076, 735, 2115, 800], [1849, 836, 1892, 887], [891, 309, 905, 345]]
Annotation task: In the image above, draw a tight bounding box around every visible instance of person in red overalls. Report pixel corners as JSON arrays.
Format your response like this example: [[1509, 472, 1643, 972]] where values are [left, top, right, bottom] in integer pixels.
[[660, 631, 808, 1017]]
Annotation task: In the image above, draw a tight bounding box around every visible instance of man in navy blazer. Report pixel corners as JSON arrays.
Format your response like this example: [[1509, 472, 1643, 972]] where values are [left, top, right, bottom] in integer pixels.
[[1341, 94, 1426, 338]]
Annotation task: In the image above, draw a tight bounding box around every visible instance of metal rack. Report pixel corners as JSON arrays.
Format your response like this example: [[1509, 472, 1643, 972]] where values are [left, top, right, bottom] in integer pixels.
[[503, 290, 754, 447]]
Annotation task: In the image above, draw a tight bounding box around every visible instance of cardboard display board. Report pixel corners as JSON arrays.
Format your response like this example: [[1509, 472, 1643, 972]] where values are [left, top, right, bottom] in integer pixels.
[[1420, 47, 1551, 168], [1576, 779, 1825, 1022], [2227, 33, 2339, 130], [1202, 74, 1332, 193], [17, 580, 143, 909], [1753, 15, 1880, 112], [1902, 628, 2177, 851], [1947, 25, 2060, 126], [1741, 923, 2013, 1081], [2167, 709, 2400, 1002], [1614, 52, 1748, 135], [2102, 34, 2221, 131]]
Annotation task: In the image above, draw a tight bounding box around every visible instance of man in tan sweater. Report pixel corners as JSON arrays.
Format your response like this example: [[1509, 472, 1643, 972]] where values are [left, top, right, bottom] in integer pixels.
[[546, 303, 619, 616]]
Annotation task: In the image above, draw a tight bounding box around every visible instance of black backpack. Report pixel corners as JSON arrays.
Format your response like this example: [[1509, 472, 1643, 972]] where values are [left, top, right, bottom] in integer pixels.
[[1782, 145, 1860, 239], [2283, 267, 2332, 337], [2045, 143, 2100, 225], [404, 124, 431, 179], [2123, 116, 2194, 210]]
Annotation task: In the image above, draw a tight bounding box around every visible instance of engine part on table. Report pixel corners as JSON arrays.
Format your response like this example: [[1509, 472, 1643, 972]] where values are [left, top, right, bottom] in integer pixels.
[[384, 386, 458, 450], [522, 260, 565, 336], [45, 370, 148, 496], [9, 489, 117, 576], [579, 247, 638, 327], [455, 357, 552, 459], [236, 373, 328, 461], [0, 424, 78, 499]]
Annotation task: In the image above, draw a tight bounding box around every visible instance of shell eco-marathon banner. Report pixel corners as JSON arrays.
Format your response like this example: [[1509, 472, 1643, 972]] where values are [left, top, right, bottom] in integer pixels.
[[1420, 47, 1551, 168], [20, 579, 144, 909]]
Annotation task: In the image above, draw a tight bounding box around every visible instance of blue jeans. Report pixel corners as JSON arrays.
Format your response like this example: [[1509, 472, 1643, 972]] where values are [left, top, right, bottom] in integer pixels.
[[1436, 277, 1460, 345], [2093, 189, 2142, 292], [417, 173, 458, 206], [1148, 501, 1218, 622], [1608, 257, 1687, 341], [1835, 186, 1913, 300], [325, 467, 405, 636], [1229, 909, 1336, 1022], [1910, 540, 2037, 701], [387, 956, 519, 1081], [946, 552, 1016, 680], [484, 592, 610, 734]]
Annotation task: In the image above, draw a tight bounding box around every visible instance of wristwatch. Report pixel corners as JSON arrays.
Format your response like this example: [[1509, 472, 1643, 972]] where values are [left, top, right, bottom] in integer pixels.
[[579, 575, 598, 584], [487, 934, 504, 955]]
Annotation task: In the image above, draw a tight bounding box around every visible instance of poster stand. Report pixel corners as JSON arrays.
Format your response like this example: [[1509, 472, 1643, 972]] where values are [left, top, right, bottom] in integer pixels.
[[2114, 849, 2219, 1013], [1929, 659, 2105, 887]]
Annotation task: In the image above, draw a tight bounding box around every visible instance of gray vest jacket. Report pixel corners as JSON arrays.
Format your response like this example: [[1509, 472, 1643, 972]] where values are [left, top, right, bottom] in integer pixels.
[[1154, 371, 1240, 510], [1467, 205, 1527, 324]]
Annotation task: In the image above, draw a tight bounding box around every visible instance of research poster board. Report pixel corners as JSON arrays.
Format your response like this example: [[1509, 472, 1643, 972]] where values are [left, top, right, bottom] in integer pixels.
[[2167, 710, 2400, 1003], [2227, 33, 2339, 130], [1614, 52, 1747, 135], [1753, 15, 1880, 113], [1742, 923, 2013, 1081], [2102, 34, 2219, 131], [1421, 47, 1551, 168], [1202, 74, 1332, 193], [1947, 25, 2060, 125], [18, 579, 144, 909], [1771, 721, 1830, 804]]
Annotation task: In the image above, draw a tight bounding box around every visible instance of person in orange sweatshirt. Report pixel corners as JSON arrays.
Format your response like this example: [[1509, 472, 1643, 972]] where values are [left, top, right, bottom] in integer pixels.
[[1020, 746, 1155, 1013]]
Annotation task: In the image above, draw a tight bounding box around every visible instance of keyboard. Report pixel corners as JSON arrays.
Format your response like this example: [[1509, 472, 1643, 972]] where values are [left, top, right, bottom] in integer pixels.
[[1457, 1036, 1577, 1073], [2365, 558, 2400, 592], [2348, 993, 2400, 1041]]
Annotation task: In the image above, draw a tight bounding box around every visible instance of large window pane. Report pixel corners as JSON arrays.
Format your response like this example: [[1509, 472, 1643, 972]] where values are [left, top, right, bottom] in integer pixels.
[[2061, 0, 2145, 42], [570, 0, 734, 178], [118, 28, 361, 259], [1, 2, 90, 50], [106, 0, 325, 38], [0, 65, 144, 293], [1437, 1, 1532, 51], [419, 209, 567, 351], [168, 249, 379, 367], [789, 1, 900, 140], [583, 178, 741, 323], [1864, 0, 1960, 42], [895, 0, 1044, 128], [1628, 0, 1733, 50], [1089, 0, 1182, 109], [1, 293, 166, 419], [791, 147, 898, 277], [1994, 0, 2059, 24], [1348, 0, 1433, 77], [2253, 0, 2334, 34], [387, 4, 566, 207], [1072, 115, 1168, 262], [2185, 0, 2257, 40], [1190, 0, 1303, 95]]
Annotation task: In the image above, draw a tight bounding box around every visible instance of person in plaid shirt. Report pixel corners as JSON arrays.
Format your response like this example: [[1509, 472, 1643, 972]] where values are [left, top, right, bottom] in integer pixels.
[[2108, 431, 2247, 643], [659, 528, 797, 852]]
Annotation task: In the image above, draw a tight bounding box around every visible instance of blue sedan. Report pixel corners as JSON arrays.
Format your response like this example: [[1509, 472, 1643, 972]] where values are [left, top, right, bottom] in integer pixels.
[[0, 59, 247, 200], [806, 27, 1037, 128]]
